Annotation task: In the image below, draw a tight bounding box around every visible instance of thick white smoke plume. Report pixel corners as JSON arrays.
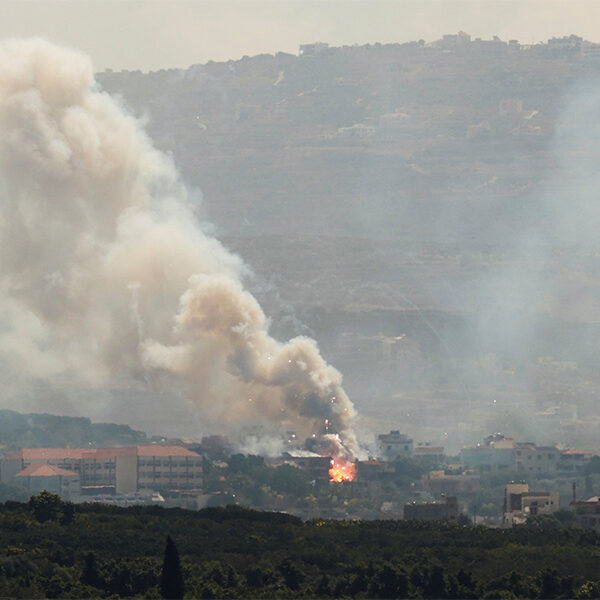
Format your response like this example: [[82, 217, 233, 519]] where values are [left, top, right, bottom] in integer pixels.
[[0, 38, 359, 458]]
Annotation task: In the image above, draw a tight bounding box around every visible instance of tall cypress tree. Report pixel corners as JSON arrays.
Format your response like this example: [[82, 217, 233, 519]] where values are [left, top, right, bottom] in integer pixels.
[[160, 535, 184, 599]]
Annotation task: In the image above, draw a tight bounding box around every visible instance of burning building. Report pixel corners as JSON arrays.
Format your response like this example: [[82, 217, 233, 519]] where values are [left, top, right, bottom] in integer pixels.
[[282, 452, 333, 484]]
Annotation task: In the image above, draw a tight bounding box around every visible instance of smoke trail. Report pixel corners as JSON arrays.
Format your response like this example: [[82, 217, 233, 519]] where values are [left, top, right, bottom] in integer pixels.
[[0, 38, 360, 458]]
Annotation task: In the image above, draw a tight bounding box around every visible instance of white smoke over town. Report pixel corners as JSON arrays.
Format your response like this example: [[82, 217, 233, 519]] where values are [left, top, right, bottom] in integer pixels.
[[0, 38, 359, 458]]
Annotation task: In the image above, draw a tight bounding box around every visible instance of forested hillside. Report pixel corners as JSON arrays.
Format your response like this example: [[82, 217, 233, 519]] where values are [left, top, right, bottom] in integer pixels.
[[0, 410, 147, 455]]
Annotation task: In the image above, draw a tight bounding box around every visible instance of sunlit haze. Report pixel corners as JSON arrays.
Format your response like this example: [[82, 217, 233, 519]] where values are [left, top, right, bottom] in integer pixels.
[[1, 0, 599, 71]]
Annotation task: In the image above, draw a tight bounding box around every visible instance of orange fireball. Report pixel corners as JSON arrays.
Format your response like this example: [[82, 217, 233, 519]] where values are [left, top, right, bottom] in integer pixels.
[[329, 459, 356, 482]]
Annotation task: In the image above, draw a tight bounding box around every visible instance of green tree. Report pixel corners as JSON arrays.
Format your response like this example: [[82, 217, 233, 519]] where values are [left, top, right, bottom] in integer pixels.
[[160, 536, 184, 600], [81, 552, 101, 589], [28, 490, 65, 522]]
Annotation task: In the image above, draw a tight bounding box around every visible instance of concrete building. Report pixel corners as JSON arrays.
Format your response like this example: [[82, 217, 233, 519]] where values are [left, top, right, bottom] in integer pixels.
[[404, 496, 458, 522], [461, 435, 515, 471], [354, 460, 395, 484], [559, 449, 592, 474], [13, 463, 80, 500], [422, 470, 479, 495], [282, 452, 332, 484], [377, 430, 413, 460], [2, 445, 203, 495], [413, 443, 445, 465], [570, 496, 600, 531], [299, 42, 329, 57], [503, 482, 560, 525], [515, 444, 560, 475], [435, 31, 471, 51]]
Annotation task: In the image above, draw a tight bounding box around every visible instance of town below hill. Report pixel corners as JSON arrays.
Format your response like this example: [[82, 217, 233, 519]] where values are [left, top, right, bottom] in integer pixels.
[[1, 409, 600, 530]]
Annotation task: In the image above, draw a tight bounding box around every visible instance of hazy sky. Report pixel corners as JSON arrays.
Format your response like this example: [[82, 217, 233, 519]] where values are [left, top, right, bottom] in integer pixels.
[[1, 0, 600, 72]]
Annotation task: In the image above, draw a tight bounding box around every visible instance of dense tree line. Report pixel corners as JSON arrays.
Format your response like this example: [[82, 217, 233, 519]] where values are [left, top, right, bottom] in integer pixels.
[[1, 492, 600, 598]]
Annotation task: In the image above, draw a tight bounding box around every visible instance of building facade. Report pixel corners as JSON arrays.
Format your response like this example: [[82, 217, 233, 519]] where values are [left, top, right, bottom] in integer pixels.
[[404, 496, 459, 522], [377, 431, 413, 460], [2, 445, 203, 495], [515, 444, 560, 475], [503, 482, 560, 525], [13, 463, 80, 499], [571, 496, 600, 530]]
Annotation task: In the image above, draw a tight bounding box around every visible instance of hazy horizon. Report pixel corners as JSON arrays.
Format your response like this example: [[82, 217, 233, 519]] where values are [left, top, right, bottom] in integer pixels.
[[1, 1, 600, 72]]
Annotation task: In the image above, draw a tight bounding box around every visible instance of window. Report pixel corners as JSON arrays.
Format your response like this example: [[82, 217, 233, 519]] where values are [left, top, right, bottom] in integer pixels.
[[548, 454, 554, 459]]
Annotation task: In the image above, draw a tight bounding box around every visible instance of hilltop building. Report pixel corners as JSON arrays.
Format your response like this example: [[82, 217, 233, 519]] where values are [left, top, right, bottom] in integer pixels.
[[299, 42, 329, 57]]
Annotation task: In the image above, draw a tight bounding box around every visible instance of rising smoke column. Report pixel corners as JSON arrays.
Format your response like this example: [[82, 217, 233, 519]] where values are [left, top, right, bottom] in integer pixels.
[[0, 38, 359, 458]]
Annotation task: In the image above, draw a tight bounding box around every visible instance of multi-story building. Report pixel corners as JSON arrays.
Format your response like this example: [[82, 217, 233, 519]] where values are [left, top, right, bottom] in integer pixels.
[[570, 496, 600, 531], [404, 496, 459, 522], [503, 482, 560, 525], [2, 445, 203, 495], [558, 449, 592, 474], [13, 463, 81, 499], [413, 443, 445, 466], [515, 444, 560, 475], [281, 452, 332, 484], [461, 435, 515, 472], [422, 470, 479, 495], [377, 430, 413, 460]]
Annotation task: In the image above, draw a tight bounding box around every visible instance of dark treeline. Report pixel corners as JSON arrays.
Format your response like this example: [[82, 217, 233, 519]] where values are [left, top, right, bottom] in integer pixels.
[[1, 492, 600, 598]]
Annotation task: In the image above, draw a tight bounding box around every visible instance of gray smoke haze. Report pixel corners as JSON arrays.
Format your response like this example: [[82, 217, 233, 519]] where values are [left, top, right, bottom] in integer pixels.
[[0, 38, 359, 458]]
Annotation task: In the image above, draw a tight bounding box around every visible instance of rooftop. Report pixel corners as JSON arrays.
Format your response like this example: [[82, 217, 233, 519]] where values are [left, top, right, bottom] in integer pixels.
[[15, 463, 78, 478], [5, 445, 201, 461]]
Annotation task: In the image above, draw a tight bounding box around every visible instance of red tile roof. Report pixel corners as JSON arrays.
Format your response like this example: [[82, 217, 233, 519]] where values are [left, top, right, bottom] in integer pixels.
[[15, 463, 78, 478], [5, 448, 87, 460], [4, 445, 200, 461], [135, 445, 200, 457]]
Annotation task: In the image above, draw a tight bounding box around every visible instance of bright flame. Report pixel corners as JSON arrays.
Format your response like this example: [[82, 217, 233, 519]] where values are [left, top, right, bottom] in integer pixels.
[[329, 459, 356, 483]]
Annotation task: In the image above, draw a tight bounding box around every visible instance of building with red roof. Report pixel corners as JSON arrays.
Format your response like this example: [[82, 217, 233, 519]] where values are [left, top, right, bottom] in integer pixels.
[[13, 462, 80, 498], [2, 445, 203, 496]]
